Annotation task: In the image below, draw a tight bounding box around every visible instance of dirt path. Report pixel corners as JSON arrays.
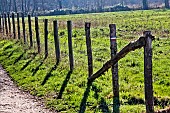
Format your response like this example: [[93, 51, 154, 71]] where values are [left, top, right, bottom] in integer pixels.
[[0, 65, 56, 113]]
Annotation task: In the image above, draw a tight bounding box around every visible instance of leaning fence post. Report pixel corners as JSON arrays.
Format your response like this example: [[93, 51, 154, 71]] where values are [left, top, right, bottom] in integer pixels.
[[4, 13, 8, 36], [7, 13, 11, 35], [109, 24, 120, 113], [17, 13, 20, 39], [53, 20, 60, 64], [35, 17, 41, 53], [12, 13, 16, 39], [85, 22, 93, 77], [22, 13, 26, 44], [143, 31, 154, 113], [44, 19, 48, 58], [67, 20, 74, 71], [28, 15, 33, 47]]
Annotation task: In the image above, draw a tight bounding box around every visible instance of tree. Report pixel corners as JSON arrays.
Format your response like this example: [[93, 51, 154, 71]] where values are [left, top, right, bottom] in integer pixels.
[[13, 0, 17, 12], [143, 0, 148, 10], [165, 0, 169, 8], [8, 0, 12, 12], [58, 0, 62, 9], [22, 0, 24, 12], [41, 0, 45, 11]]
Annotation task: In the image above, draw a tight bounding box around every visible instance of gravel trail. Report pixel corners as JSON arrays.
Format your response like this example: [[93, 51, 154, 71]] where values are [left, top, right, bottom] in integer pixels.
[[0, 65, 55, 113]]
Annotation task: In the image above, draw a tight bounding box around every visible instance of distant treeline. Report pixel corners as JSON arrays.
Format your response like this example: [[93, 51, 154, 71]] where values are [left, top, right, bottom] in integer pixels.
[[0, 0, 169, 15]]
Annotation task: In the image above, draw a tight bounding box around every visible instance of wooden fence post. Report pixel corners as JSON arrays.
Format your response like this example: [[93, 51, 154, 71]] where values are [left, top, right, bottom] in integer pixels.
[[0, 15, 2, 32], [4, 13, 8, 36], [12, 13, 16, 39], [85, 22, 93, 77], [53, 20, 60, 64], [109, 24, 120, 113], [2, 14, 5, 35], [143, 31, 154, 113], [67, 20, 74, 71], [7, 13, 11, 35], [17, 13, 20, 39], [22, 13, 26, 44], [44, 19, 48, 58], [28, 15, 33, 47], [35, 17, 41, 53]]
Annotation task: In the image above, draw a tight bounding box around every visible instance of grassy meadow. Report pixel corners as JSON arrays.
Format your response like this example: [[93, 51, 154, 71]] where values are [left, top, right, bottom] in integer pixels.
[[0, 9, 170, 112]]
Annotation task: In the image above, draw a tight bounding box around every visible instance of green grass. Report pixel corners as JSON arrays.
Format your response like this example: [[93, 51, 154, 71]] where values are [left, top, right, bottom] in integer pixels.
[[0, 9, 170, 112]]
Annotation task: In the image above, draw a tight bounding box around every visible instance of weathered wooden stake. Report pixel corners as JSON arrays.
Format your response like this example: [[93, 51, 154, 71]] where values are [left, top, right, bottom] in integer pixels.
[[4, 14, 8, 35], [109, 24, 120, 113], [85, 22, 93, 77], [143, 31, 154, 113], [0, 15, 2, 32], [12, 13, 16, 39], [7, 13, 11, 34], [67, 21, 74, 71], [22, 13, 26, 44], [53, 20, 60, 64], [44, 19, 48, 58], [17, 13, 20, 39], [2, 15, 4, 35], [35, 17, 41, 53], [28, 15, 33, 47]]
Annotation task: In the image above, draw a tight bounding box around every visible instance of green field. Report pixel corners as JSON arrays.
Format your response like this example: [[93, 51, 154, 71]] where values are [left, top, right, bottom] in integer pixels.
[[0, 9, 170, 112]]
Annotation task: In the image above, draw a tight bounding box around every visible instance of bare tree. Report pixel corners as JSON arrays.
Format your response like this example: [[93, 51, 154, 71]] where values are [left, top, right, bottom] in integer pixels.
[[42, 0, 45, 11], [13, 0, 17, 12], [32, 0, 38, 15], [58, 0, 62, 9], [165, 0, 169, 8], [22, 0, 24, 12], [8, 0, 12, 12], [143, 0, 148, 10], [27, 0, 31, 13]]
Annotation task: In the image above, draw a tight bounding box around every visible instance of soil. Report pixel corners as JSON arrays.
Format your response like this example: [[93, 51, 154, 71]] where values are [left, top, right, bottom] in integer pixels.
[[0, 65, 56, 113]]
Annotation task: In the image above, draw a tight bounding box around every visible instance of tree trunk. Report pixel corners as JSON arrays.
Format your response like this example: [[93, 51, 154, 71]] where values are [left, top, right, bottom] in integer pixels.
[[13, 0, 17, 12], [21, 0, 24, 12], [8, 0, 12, 12], [143, 0, 148, 10], [4, 0, 8, 13], [165, 0, 169, 8], [0, 0, 2, 13], [24, 0, 27, 14], [27, 0, 30, 13], [32, 0, 37, 16], [59, 0, 62, 9], [42, 0, 45, 11]]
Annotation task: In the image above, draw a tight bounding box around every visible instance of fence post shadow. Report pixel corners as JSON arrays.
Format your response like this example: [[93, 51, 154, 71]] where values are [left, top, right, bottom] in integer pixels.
[[13, 51, 26, 64], [20, 53, 37, 70], [7, 49, 17, 58], [41, 62, 59, 85], [57, 70, 73, 99], [99, 97, 111, 113], [79, 81, 92, 113], [79, 82, 111, 113], [92, 85, 111, 113], [32, 56, 47, 76]]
